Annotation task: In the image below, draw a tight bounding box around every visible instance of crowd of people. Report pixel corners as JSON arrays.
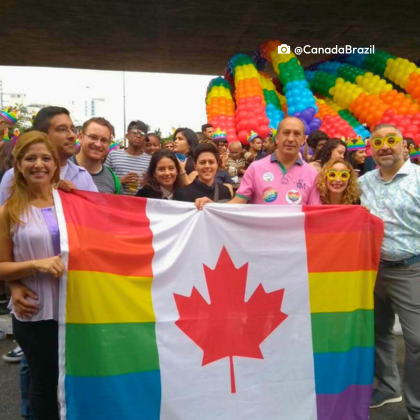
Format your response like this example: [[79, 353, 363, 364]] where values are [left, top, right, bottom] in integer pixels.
[[0, 105, 419, 420]]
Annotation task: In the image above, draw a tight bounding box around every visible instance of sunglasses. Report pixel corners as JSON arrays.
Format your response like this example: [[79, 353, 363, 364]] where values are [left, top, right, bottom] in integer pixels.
[[327, 169, 351, 181], [371, 134, 402, 149], [130, 129, 146, 136]]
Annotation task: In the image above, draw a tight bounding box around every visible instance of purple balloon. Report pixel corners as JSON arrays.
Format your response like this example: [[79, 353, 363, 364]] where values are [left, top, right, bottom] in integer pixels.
[[300, 110, 312, 123], [305, 125, 311, 135], [312, 117, 321, 125], [308, 121, 319, 130], [308, 107, 317, 117], [293, 112, 301, 118]]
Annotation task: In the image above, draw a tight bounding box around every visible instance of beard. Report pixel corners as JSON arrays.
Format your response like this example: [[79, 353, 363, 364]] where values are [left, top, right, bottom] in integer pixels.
[[373, 151, 402, 168]]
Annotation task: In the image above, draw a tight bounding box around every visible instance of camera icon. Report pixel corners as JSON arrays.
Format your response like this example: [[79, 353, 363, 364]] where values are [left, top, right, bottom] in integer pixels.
[[278, 44, 291, 54]]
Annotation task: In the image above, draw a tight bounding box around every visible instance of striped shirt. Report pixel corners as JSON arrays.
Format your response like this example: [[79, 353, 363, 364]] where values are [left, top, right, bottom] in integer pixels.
[[105, 149, 151, 196]]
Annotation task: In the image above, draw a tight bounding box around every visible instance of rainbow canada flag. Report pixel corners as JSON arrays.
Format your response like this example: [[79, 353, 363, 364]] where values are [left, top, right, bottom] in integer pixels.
[[56, 191, 383, 420]]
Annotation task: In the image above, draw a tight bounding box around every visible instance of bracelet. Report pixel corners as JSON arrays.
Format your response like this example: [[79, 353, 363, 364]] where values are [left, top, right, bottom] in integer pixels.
[[180, 172, 187, 176], [31, 260, 38, 276]]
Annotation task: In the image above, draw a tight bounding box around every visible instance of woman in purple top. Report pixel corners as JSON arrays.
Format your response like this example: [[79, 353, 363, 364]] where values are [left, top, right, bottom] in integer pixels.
[[0, 131, 65, 420]]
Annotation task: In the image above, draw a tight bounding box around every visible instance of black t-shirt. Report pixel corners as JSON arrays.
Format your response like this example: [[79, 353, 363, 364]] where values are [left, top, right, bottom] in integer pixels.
[[185, 158, 195, 175], [136, 185, 164, 199], [173, 178, 231, 203]]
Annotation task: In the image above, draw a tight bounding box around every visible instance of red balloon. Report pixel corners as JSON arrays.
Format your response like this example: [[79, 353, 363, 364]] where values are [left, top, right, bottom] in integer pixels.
[[247, 118, 259, 131], [237, 130, 249, 144], [257, 125, 270, 139], [408, 125, 418, 134], [210, 120, 218, 127], [237, 119, 248, 132], [236, 111, 247, 121]]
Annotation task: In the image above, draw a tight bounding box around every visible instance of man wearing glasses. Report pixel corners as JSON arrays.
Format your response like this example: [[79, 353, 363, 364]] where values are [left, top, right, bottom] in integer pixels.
[[359, 124, 420, 420], [70, 117, 121, 194], [105, 120, 151, 196], [0, 106, 98, 204]]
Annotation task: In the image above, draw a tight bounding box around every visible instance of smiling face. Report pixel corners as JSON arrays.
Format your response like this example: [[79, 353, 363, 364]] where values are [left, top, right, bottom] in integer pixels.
[[353, 149, 366, 165], [173, 132, 190, 154], [371, 127, 404, 169], [17, 142, 57, 187], [326, 162, 350, 195], [275, 118, 306, 158], [81, 122, 111, 161], [195, 151, 218, 185], [145, 136, 161, 155], [154, 156, 178, 189], [331, 144, 346, 161], [47, 114, 76, 160]]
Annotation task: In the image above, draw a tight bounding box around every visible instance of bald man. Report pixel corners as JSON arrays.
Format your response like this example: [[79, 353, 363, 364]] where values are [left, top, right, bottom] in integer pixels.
[[225, 117, 321, 205]]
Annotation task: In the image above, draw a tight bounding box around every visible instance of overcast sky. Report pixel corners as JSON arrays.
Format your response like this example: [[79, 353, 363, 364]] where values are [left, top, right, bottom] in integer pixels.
[[0, 66, 217, 139]]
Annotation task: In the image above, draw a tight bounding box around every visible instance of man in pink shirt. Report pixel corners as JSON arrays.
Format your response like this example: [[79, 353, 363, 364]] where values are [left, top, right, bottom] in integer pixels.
[[196, 117, 321, 208]]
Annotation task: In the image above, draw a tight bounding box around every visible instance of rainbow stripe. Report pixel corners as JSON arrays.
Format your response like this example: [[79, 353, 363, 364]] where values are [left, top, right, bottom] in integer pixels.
[[58, 191, 159, 420], [58, 193, 383, 420], [304, 205, 383, 419]]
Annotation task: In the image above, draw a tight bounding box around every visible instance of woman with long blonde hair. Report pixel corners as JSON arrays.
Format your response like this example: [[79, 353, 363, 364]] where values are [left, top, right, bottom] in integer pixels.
[[0, 131, 64, 419], [316, 159, 360, 204]]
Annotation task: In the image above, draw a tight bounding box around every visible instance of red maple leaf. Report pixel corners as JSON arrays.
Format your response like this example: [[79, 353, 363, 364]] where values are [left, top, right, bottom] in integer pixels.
[[174, 246, 288, 393]]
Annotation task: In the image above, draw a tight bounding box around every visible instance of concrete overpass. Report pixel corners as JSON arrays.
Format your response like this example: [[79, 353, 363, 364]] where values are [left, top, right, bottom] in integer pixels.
[[1, 0, 419, 75]]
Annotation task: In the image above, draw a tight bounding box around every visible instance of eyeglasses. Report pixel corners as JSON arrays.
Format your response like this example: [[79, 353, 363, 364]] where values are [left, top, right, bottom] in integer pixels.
[[56, 126, 77, 134], [129, 129, 146, 136], [327, 169, 351, 181], [371, 134, 402, 149], [84, 133, 111, 145]]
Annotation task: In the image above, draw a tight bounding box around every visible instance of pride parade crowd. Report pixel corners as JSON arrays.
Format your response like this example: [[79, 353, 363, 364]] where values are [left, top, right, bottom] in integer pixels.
[[0, 105, 419, 420]]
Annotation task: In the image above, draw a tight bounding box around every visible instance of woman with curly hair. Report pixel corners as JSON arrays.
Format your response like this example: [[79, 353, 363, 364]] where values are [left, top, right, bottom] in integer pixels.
[[317, 159, 360, 204], [309, 138, 347, 172]]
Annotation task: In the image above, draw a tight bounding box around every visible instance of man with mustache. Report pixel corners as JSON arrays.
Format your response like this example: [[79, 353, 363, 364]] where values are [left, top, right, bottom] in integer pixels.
[[359, 124, 420, 420]]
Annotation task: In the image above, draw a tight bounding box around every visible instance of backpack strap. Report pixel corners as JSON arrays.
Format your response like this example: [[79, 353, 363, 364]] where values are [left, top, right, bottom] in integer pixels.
[[105, 165, 121, 194]]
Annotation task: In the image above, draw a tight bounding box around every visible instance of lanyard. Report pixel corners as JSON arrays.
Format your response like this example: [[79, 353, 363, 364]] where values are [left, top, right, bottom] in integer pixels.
[[277, 161, 287, 176]]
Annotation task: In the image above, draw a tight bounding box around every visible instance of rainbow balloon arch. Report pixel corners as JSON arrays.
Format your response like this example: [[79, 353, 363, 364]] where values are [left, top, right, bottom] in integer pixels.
[[205, 40, 420, 145]]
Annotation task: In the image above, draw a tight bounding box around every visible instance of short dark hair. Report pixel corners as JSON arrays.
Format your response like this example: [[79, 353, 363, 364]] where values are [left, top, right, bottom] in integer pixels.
[[146, 149, 182, 191], [82, 117, 113, 137], [32, 106, 70, 133], [127, 120, 148, 133], [201, 124, 213, 132], [174, 128, 199, 157], [404, 137, 416, 148], [193, 142, 220, 164], [307, 129, 329, 150], [146, 133, 161, 143]]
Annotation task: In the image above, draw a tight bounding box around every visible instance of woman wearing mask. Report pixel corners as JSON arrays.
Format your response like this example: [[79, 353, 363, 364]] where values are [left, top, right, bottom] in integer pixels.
[[0, 131, 65, 419], [136, 149, 182, 199], [316, 159, 360, 205]]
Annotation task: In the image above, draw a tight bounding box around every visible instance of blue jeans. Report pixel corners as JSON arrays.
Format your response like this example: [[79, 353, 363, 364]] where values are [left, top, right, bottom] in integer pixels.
[[20, 355, 35, 420]]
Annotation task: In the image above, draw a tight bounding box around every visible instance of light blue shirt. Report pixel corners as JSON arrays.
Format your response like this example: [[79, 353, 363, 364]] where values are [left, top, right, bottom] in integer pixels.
[[359, 160, 420, 261], [0, 159, 98, 205]]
